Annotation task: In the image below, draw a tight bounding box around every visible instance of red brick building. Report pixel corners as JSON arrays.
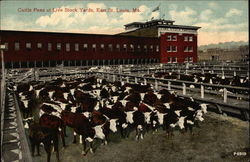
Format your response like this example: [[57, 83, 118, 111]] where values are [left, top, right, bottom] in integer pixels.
[[0, 19, 200, 68]]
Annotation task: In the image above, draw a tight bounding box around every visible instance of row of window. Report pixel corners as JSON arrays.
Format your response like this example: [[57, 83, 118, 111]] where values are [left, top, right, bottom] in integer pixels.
[[184, 46, 193, 52], [185, 57, 194, 62], [167, 56, 193, 63], [166, 35, 193, 42], [5, 42, 160, 53], [184, 36, 193, 42], [166, 46, 193, 52], [167, 35, 177, 41]]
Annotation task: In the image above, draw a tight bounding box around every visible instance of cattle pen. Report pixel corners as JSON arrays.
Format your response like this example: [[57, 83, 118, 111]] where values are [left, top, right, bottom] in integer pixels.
[[1, 62, 249, 162]]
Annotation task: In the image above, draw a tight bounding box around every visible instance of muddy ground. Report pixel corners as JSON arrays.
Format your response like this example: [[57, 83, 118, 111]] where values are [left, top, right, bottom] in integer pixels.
[[32, 112, 249, 162]]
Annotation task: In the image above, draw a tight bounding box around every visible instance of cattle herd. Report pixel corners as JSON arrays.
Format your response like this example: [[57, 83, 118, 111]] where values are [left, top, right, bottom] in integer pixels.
[[12, 76, 209, 162]]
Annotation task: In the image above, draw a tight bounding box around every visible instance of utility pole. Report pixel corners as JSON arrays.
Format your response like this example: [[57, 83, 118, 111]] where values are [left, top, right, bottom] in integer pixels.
[[0, 44, 6, 83]]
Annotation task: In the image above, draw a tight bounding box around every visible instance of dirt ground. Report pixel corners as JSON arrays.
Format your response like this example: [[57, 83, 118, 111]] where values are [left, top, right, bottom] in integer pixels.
[[32, 112, 249, 162]]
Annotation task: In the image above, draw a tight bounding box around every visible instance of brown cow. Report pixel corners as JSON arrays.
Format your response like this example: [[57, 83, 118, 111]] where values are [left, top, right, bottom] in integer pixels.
[[39, 114, 66, 147], [61, 111, 106, 155], [29, 122, 60, 162]]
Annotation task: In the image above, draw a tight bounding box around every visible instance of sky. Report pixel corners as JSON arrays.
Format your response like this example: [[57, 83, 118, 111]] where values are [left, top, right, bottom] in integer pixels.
[[0, 0, 248, 46]]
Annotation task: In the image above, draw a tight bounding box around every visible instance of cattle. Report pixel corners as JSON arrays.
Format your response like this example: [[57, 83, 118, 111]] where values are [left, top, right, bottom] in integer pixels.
[[90, 111, 115, 144], [138, 102, 157, 132], [100, 104, 128, 138], [132, 110, 145, 141], [15, 76, 210, 159], [143, 91, 158, 106], [163, 109, 179, 137], [16, 83, 34, 93], [61, 110, 106, 155], [39, 114, 66, 147], [29, 122, 60, 162], [19, 99, 35, 119]]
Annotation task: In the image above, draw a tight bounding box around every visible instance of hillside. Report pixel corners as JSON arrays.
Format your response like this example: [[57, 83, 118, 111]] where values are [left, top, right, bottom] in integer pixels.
[[198, 41, 248, 51]]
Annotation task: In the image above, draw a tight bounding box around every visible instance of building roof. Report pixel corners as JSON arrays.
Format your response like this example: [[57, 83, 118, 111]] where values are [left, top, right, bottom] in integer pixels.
[[124, 19, 175, 27], [124, 19, 200, 30], [157, 24, 201, 30], [0, 30, 159, 39], [124, 22, 145, 27]]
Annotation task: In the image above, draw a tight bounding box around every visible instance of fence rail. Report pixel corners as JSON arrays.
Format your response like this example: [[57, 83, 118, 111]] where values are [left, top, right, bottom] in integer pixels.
[[14, 92, 33, 162], [0, 73, 6, 162], [6, 66, 250, 121], [94, 71, 249, 120]]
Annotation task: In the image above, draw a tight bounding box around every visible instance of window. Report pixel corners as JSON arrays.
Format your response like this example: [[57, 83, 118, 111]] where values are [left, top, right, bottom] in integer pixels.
[[172, 35, 177, 41], [156, 45, 159, 52], [57, 43, 61, 51], [108, 44, 113, 52], [167, 35, 171, 41], [166, 46, 177, 52], [92, 44, 96, 52], [172, 46, 177, 52], [26, 43, 31, 49], [189, 46, 193, 52], [4, 43, 8, 51], [37, 43, 42, 49], [15, 42, 20, 51], [137, 45, 141, 52], [184, 36, 188, 41], [167, 46, 171, 52], [168, 57, 172, 63], [150, 45, 153, 52], [48, 43, 52, 51], [66, 43, 70, 52], [143, 45, 147, 52], [75, 43, 79, 51], [130, 44, 134, 52], [184, 46, 189, 52], [172, 57, 177, 63], [123, 44, 127, 52], [100, 44, 105, 52], [189, 36, 193, 41], [116, 44, 120, 51], [83, 43, 88, 51]]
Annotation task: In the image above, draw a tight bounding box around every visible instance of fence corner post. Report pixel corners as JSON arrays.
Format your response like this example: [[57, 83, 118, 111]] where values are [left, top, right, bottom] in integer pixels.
[[155, 79, 158, 90], [168, 81, 171, 90], [201, 85, 204, 99], [182, 83, 186, 95], [223, 88, 227, 103]]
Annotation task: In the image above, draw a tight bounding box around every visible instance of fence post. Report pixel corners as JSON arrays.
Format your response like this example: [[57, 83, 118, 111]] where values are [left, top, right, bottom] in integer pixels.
[[168, 81, 171, 90], [135, 77, 138, 84], [233, 71, 236, 76], [201, 85, 204, 98], [178, 69, 180, 79], [126, 76, 129, 83], [102, 73, 104, 79], [144, 78, 147, 85], [112, 74, 116, 82], [185, 63, 189, 74], [108, 73, 111, 81], [183, 83, 186, 95], [155, 79, 158, 90], [223, 88, 227, 103]]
